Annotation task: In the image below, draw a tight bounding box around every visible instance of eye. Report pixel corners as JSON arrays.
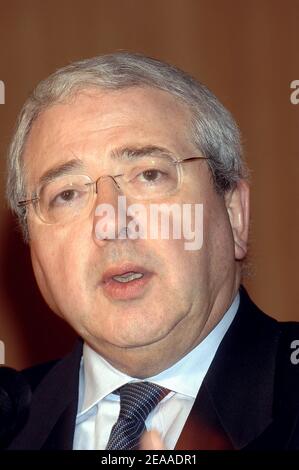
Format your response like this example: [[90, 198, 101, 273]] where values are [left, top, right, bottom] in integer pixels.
[[49, 189, 82, 208], [123, 157, 178, 195], [59, 190, 76, 201], [138, 168, 167, 184]]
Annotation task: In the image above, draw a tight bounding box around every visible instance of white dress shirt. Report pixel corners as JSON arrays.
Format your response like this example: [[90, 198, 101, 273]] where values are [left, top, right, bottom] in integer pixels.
[[73, 294, 239, 450]]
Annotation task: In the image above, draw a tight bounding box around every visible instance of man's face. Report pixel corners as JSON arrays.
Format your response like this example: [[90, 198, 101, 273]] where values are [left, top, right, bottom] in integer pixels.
[[24, 87, 247, 377]]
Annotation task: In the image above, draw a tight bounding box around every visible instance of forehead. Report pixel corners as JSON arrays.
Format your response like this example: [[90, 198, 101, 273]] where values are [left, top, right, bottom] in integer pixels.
[[23, 86, 195, 185]]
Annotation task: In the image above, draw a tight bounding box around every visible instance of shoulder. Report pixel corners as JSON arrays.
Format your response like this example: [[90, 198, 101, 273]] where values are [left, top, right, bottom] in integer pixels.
[[239, 286, 298, 333], [239, 286, 299, 364], [21, 359, 59, 392], [239, 287, 299, 403], [275, 320, 299, 396], [20, 338, 83, 393]]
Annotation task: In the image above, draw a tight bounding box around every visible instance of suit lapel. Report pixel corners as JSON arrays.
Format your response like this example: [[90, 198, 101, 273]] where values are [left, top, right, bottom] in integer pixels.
[[175, 382, 234, 449], [9, 339, 83, 450], [176, 288, 281, 449]]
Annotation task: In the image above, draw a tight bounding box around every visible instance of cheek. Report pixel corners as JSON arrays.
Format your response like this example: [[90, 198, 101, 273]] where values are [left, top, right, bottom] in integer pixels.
[[202, 199, 235, 278], [30, 242, 62, 313], [140, 199, 207, 288], [29, 225, 91, 313], [148, 236, 202, 293]]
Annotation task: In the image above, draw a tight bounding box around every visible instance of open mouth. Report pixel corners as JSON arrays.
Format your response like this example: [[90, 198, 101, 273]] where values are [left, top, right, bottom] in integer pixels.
[[112, 272, 144, 283], [101, 264, 153, 300]]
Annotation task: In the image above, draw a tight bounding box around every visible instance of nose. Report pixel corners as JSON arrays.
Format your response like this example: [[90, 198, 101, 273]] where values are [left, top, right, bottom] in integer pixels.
[[95, 175, 121, 200], [92, 175, 129, 245]]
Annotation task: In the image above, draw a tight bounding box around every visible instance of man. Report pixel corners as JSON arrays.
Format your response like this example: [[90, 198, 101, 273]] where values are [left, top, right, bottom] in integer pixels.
[[5, 52, 299, 450]]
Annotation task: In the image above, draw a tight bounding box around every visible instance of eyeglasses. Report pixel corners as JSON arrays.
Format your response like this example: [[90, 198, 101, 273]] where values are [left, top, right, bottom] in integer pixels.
[[17, 155, 209, 224]]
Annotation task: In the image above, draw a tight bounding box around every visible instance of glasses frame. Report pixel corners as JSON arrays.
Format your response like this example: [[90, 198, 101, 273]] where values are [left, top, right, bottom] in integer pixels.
[[17, 156, 209, 224]]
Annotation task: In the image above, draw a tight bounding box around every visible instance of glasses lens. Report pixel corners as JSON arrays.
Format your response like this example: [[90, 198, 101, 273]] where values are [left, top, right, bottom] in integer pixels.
[[39, 175, 92, 223], [121, 155, 179, 200]]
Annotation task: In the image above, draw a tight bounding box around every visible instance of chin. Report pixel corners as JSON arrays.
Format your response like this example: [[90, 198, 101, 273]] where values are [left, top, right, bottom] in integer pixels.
[[112, 324, 173, 349], [83, 309, 175, 348], [84, 326, 161, 350]]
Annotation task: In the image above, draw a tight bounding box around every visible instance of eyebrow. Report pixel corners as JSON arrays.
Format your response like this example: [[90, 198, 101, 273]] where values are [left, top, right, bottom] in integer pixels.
[[111, 145, 175, 160], [37, 158, 85, 187], [36, 145, 174, 187]]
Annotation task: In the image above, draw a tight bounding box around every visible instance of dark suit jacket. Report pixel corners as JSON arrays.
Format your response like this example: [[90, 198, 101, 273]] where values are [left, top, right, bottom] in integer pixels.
[[8, 287, 299, 449]]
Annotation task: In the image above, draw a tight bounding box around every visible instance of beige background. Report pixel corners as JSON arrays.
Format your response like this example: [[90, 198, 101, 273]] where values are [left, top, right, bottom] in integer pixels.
[[0, 0, 298, 369]]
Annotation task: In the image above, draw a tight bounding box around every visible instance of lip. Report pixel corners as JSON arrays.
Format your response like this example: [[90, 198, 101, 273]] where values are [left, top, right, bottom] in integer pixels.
[[101, 263, 153, 300]]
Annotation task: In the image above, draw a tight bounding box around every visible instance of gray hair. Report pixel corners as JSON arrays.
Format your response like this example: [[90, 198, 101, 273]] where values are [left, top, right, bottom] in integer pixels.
[[6, 51, 247, 241]]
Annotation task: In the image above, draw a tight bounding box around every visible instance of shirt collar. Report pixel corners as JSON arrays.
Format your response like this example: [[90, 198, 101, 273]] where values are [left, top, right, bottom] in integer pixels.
[[78, 293, 240, 415]]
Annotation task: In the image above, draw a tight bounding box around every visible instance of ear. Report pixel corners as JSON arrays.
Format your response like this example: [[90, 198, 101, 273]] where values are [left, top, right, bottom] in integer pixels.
[[224, 180, 250, 261]]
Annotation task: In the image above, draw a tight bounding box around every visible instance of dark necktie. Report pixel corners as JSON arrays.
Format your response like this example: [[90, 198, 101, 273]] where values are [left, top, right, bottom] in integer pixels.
[[106, 381, 168, 450]]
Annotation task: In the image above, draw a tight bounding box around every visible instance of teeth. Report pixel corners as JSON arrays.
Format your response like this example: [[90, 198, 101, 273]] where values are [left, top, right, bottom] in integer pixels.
[[112, 272, 144, 283]]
